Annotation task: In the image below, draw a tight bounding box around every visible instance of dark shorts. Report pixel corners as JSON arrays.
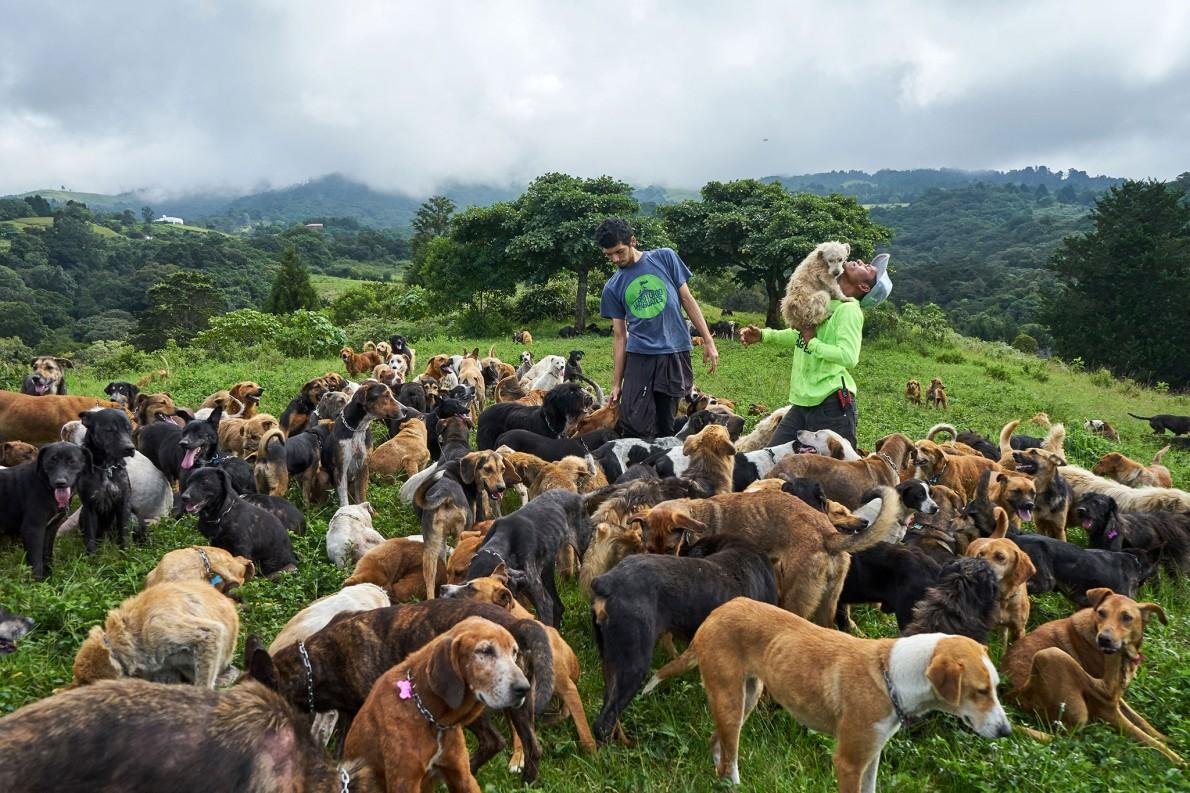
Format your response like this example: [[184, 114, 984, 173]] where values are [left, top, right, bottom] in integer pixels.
[[769, 392, 858, 450], [617, 351, 694, 439]]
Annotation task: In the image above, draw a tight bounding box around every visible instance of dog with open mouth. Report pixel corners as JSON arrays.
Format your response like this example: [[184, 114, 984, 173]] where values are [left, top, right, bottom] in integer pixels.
[[20, 356, 73, 396], [0, 442, 88, 579]]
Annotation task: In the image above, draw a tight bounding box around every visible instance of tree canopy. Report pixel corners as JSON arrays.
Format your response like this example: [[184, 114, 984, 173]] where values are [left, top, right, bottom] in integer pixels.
[[265, 246, 320, 314]]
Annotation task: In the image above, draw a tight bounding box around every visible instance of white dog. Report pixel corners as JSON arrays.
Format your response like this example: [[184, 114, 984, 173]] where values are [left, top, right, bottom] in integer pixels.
[[796, 428, 862, 460], [518, 354, 567, 388], [780, 240, 852, 329], [326, 503, 386, 569], [269, 583, 390, 653], [528, 356, 567, 391]]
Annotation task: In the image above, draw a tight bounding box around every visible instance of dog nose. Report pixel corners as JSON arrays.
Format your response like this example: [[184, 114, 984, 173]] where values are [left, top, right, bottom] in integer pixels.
[[511, 680, 531, 700], [1097, 634, 1116, 649], [997, 721, 1013, 738], [1023, 502, 1036, 511]]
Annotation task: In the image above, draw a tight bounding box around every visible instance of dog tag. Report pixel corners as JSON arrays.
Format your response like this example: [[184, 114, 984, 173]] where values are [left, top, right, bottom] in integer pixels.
[[209, 574, 223, 587], [398, 679, 414, 699]]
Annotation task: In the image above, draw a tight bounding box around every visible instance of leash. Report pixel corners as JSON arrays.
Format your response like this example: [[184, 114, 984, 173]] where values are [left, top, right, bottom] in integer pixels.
[[193, 546, 223, 588], [398, 669, 455, 731], [297, 640, 316, 714], [881, 660, 918, 728]]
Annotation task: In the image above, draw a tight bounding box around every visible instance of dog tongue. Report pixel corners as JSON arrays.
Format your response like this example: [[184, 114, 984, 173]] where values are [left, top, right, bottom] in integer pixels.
[[1018, 508, 1034, 523], [54, 487, 71, 509], [181, 447, 200, 470], [1082, 518, 1094, 530], [36, 383, 49, 395]]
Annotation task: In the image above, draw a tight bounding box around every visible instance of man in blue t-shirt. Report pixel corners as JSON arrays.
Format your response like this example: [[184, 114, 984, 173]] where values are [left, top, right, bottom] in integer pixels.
[[596, 218, 719, 438]]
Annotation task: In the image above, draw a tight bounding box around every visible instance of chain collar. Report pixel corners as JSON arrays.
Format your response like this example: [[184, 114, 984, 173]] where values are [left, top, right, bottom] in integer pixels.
[[339, 768, 351, 793], [192, 546, 224, 588], [875, 451, 898, 473], [480, 547, 507, 567], [92, 459, 127, 477], [882, 661, 918, 728], [297, 640, 316, 714], [401, 669, 455, 731]]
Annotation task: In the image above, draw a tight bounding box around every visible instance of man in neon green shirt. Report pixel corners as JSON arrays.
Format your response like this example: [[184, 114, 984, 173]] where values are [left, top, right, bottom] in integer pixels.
[[739, 254, 891, 448]]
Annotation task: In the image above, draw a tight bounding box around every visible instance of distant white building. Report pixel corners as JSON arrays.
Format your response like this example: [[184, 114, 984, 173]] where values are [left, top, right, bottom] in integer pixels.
[[153, 215, 184, 225]]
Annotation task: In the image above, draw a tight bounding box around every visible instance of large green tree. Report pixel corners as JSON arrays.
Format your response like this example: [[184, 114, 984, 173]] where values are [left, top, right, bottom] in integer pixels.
[[134, 271, 226, 349], [662, 180, 890, 327], [410, 195, 456, 259], [1040, 180, 1189, 387], [265, 246, 320, 314]]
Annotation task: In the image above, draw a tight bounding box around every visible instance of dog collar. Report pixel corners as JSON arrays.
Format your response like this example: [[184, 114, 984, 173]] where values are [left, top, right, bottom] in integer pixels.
[[339, 768, 351, 793], [875, 452, 898, 473], [207, 452, 234, 466], [93, 460, 126, 477], [193, 546, 222, 587], [927, 460, 948, 485], [297, 640, 316, 714], [400, 669, 455, 731], [480, 547, 507, 567], [882, 661, 918, 728]]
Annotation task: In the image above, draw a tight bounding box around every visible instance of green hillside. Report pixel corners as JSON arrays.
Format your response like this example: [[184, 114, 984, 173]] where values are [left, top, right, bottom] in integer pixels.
[[1, 328, 1186, 792], [1, 215, 123, 238]]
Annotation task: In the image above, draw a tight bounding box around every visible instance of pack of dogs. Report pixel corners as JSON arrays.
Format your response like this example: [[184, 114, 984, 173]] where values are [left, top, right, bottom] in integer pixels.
[[0, 342, 1187, 791]]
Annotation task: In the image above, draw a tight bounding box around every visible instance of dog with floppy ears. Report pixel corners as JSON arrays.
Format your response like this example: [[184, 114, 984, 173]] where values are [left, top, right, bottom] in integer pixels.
[[645, 598, 1011, 791]]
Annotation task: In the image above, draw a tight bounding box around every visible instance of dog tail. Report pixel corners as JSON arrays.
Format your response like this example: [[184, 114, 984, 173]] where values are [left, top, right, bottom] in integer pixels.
[[1128, 413, 1154, 421], [1042, 423, 1066, 455], [990, 506, 1010, 539], [260, 427, 286, 462], [824, 485, 901, 553], [487, 344, 497, 359], [1152, 445, 1171, 465], [999, 419, 1021, 458], [641, 647, 700, 695], [927, 423, 957, 442]]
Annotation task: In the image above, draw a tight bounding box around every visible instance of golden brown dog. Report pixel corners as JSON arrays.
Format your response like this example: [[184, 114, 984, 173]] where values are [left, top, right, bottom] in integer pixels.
[[496, 375, 529, 403], [0, 391, 124, 445], [70, 580, 239, 688], [199, 390, 244, 418], [144, 545, 256, 597], [579, 522, 644, 599], [345, 537, 444, 601], [226, 382, 264, 419], [644, 598, 1012, 788], [1004, 589, 1181, 765], [422, 354, 453, 382], [641, 487, 903, 624], [1010, 445, 1072, 539], [216, 413, 278, 458], [0, 440, 37, 466], [371, 363, 402, 388], [740, 479, 872, 532], [914, 439, 1001, 502], [529, 455, 608, 499], [905, 379, 923, 405], [343, 616, 531, 792], [569, 402, 619, 436], [965, 534, 1036, 643], [22, 355, 73, 395], [445, 523, 493, 584], [770, 434, 912, 509], [927, 377, 948, 409], [987, 470, 1039, 532], [369, 419, 430, 481], [1093, 447, 1173, 489], [134, 392, 179, 427], [439, 565, 597, 761], [457, 348, 487, 423], [514, 329, 534, 345], [340, 347, 383, 378], [253, 427, 289, 496]]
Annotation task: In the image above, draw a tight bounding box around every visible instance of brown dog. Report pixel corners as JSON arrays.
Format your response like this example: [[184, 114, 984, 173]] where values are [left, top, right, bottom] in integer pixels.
[[343, 616, 531, 792], [440, 565, 597, 763], [446, 523, 493, 584], [569, 402, 619, 436], [579, 522, 644, 599], [0, 440, 37, 467], [641, 487, 903, 624], [1084, 418, 1121, 442], [1004, 589, 1181, 765], [457, 348, 487, 423], [965, 533, 1036, 643], [0, 391, 124, 445], [529, 455, 608, 499], [253, 427, 288, 496], [341, 347, 384, 377], [644, 598, 1012, 788], [144, 545, 256, 597], [71, 580, 239, 688], [905, 379, 923, 405], [369, 419, 431, 481], [770, 434, 912, 509], [423, 354, 454, 382], [227, 382, 264, 419], [514, 330, 534, 345], [914, 439, 1004, 502], [1093, 447, 1173, 489], [134, 392, 179, 427], [21, 356, 72, 396], [345, 537, 445, 601], [216, 413, 278, 458], [927, 377, 948, 409]]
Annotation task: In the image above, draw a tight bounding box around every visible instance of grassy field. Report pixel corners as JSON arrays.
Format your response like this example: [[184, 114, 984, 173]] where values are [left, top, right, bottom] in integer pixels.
[[0, 215, 124, 238], [1, 330, 1187, 791], [310, 273, 378, 300]]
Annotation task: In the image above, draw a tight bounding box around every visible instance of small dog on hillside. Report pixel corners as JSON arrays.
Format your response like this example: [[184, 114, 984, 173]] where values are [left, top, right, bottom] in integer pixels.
[[927, 377, 948, 409], [906, 379, 923, 405], [780, 240, 852, 330], [1084, 418, 1120, 442]]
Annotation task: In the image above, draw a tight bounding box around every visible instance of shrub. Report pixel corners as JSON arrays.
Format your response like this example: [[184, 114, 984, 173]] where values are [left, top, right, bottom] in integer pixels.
[[1155, 381, 1170, 393], [1090, 367, 1115, 388], [513, 277, 578, 323], [194, 310, 284, 358], [934, 350, 966, 365], [1012, 333, 1039, 355], [863, 303, 901, 340], [454, 304, 515, 338], [327, 283, 430, 327], [900, 303, 953, 344], [275, 311, 347, 358]]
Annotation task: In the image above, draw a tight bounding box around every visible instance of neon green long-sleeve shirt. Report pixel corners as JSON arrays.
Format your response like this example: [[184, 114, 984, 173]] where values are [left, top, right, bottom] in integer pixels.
[[761, 300, 863, 407]]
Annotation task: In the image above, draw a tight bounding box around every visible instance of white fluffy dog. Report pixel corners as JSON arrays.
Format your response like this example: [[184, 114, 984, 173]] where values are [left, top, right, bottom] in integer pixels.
[[326, 502, 386, 569], [797, 428, 862, 460], [519, 354, 567, 388], [528, 356, 567, 391], [780, 240, 852, 329]]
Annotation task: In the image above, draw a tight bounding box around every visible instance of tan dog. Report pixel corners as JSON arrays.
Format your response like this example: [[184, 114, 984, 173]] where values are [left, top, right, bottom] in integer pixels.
[[1010, 445, 1072, 540], [371, 363, 402, 388], [70, 581, 239, 688], [965, 530, 1036, 643], [735, 406, 791, 453], [926, 377, 948, 409], [340, 347, 383, 377], [905, 379, 923, 405], [253, 427, 289, 496], [445, 524, 493, 584], [422, 354, 454, 382], [133, 392, 179, 427], [641, 487, 903, 624], [1004, 589, 1181, 765], [198, 390, 244, 419], [496, 375, 529, 403], [644, 598, 1012, 788], [1093, 447, 1173, 488], [779, 240, 852, 329], [569, 402, 619, 436], [914, 439, 1001, 502], [216, 413, 278, 458], [23, 356, 73, 395], [0, 440, 37, 466], [345, 537, 445, 602], [144, 546, 255, 597], [740, 479, 871, 533], [579, 522, 644, 599], [457, 347, 487, 423], [343, 616, 531, 793], [226, 382, 264, 419], [529, 455, 608, 499], [514, 329, 534, 345], [369, 419, 430, 481], [496, 449, 549, 497], [268, 583, 390, 653], [770, 434, 913, 509], [439, 565, 597, 762], [0, 391, 126, 445]]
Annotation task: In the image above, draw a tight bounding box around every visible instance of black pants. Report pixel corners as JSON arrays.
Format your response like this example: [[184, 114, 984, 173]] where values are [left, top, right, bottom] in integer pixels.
[[769, 392, 858, 450], [617, 352, 693, 440]]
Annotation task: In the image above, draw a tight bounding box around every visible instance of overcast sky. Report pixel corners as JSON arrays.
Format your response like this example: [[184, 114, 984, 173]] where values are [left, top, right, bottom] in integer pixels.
[[1, 1, 1187, 198]]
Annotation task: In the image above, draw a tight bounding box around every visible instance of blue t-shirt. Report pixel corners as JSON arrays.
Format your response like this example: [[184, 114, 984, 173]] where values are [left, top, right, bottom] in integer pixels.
[[600, 247, 693, 355]]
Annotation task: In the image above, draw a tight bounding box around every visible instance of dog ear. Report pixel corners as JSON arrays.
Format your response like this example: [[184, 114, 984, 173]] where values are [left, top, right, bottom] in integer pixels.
[[175, 408, 196, 423], [495, 585, 514, 610], [55, 357, 74, 369], [490, 562, 508, 582], [427, 636, 466, 710], [673, 512, 708, 534], [1137, 602, 1168, 625], [134, 393, 149, 410], [208, 405, 223, 428], [1086, 587, 1114, 608], [459, 454, 479, 485], [1010, 547, 1037, 588], [501, 461, 522, 486], [925, 654, 964, 708], [244, 635, 278, 690], [239, 557, 256, 582]]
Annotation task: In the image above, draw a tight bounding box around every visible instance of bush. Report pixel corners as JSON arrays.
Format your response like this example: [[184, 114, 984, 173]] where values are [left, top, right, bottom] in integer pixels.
[[1090, 367, 1115, 389], [327, 283, 430, 327], [863, 303, 901, 340], [513, 277, 577, 323], [275, 311, 347, 358], [74, 342, 157, 380], [454, 304, 516, 338], [1012, 333, 1039, 354], [194, 310, 284, 358]]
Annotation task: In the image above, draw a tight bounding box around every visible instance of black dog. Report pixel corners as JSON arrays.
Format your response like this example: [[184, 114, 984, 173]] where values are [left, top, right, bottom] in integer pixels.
[[1075, 493, 1190, 574], [1009, 532, 1150, 606], [178, 468, 298, 575], [138, 405, 223, 486], [674, 409, 746, 441], [902, 556, 999, 643], [590, 534, 778, 741], [563, 350, 603, 396], [1128, 412, 1190, 435], [395, 381, 427, 412], [77, 409, 137, 553], [241, 494, 307, 535], [955, 430, 1000, 460], [284, 423, 328, 478], [476, 382, 592, 450], [0, 606, 34, 654], [466, 490, 590, 628], [103, 381, 140, 408], [836, 543, 944, 631], [557, 326, 579, 338], [709, 320, 735, 340], [493, 427, 618, 462], [0, 443, 88, 579], [422, 396, 469, 461]]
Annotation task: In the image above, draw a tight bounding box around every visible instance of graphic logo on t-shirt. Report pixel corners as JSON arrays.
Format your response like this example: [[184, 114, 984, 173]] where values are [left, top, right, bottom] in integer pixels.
[[626, 274, 667, 319]]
